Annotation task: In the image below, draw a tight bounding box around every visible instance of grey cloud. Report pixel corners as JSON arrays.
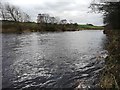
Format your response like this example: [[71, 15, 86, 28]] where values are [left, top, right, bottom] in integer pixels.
[[1, 0, 103, 25]]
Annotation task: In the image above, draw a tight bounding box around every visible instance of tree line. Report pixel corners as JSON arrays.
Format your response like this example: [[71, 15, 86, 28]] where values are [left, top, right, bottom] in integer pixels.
[[0, 2, 79, 32], [36, 13, 78, 31]]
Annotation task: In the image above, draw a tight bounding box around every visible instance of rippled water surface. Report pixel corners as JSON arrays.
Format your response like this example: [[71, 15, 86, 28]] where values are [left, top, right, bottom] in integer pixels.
[[2, 30, 107, 89]]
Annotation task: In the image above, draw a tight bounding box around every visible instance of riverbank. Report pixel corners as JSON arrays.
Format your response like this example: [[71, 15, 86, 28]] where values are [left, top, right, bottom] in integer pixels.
[[1, 20, 103, 33], [100, 30, 120, 89]]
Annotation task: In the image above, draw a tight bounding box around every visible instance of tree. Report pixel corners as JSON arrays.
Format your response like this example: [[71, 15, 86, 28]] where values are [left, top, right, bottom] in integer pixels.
[[0, 2, 10, 20], [0, 2, 31, 33], [37, 13, 50, 24], [21, 12, 30, 22], [0, 2, 5, 20], [49, 17, 56, 24], [0, 2, 30, 22], [60, 19, 67, 24], [37, 14, 44, 23], [5, 3, 22, 22], [43, 14, 50, 24], [90, 0, 120, 29]]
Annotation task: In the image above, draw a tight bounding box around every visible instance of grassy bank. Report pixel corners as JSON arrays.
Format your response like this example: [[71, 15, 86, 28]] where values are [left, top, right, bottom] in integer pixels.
[[1, 20, 38, 33], [78, 24, 104, 30], [1, 20, 103, 33], [1, 20, 79, 33], [100, 30, 120, 89]]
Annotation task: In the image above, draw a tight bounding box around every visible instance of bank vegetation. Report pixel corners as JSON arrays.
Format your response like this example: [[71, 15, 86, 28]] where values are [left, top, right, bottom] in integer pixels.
[[90, 0, 120, 89]]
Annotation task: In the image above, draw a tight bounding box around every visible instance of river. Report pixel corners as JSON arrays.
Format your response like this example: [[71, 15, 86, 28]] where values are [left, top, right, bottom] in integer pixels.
[[2, 30, 107, 89]]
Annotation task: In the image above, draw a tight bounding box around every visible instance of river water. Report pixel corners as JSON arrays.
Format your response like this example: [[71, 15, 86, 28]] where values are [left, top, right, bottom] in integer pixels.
[[2, 30, 107, 89]]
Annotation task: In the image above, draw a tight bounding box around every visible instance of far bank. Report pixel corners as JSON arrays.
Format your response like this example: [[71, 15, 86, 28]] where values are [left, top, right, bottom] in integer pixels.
[[1, 20, 103, 33]]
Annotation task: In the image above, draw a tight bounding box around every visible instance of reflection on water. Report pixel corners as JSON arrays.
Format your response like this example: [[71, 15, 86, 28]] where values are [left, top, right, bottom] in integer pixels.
[[2, 30, 107, 89]]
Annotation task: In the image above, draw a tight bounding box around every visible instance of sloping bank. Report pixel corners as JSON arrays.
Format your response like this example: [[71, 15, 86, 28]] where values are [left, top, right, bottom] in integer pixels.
[[100, 30, 120, 89]]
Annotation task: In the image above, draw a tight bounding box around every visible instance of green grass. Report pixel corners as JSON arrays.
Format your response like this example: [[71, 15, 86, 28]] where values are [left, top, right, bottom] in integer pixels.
[[78, 24, 104, 30]]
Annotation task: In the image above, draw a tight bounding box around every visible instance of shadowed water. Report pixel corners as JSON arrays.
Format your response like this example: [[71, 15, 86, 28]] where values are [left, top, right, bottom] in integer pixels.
[[2, 30, 107, 89]]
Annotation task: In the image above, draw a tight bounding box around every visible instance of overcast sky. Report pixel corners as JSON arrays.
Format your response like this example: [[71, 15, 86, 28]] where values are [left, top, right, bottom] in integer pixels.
[[1, 0, 103, 25]]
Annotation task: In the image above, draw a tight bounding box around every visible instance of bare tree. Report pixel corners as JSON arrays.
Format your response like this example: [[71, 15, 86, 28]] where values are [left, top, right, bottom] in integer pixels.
[[0, 2, 5, 20], [37, 13, 61, 24], [37, 14, 46, 23], [5, 3, 22, 22], [43, 14, 50, 24], [49, 17, 57, 24], [0, 2, 30, 22], [37, 13, 51, 23], [0, 2, 9, 20], [60, 19, 67, 24], [21, 12, 30, 22]]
